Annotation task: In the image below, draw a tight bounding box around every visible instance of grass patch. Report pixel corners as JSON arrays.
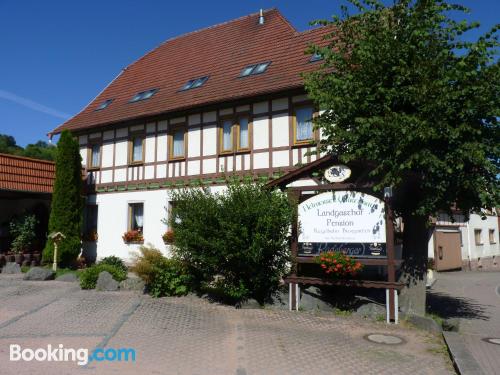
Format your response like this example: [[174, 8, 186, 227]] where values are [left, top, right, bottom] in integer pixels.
[[333, 308, 352, 317], [427, 312, 444, 328], [21, 265, 30, 273]]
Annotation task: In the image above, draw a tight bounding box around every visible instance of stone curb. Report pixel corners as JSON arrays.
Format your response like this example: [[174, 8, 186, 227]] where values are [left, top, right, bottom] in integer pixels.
[[443, 331, 484, 375]]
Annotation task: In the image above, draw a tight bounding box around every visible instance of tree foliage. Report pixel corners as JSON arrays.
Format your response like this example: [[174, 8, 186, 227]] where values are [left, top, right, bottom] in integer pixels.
[[0, 134, 57, 161], [42, 130, 83, 267], [168, 182, 294, 304], [304, 0, 499, 219]]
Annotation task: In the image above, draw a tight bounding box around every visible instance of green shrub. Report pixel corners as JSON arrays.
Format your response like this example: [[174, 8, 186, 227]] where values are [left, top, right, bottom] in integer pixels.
[[98, 256, 128, 273], [149, 259, 192, 297], [168, 182, 294, 304], [79, 264, 127, 289], [9, 214, 38, 254], [130, 245, 168, 284]]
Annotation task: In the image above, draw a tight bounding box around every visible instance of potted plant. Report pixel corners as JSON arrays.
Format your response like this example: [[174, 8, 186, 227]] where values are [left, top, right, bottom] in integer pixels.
[[122, 229, 144, 244], [315, 251, 363, 279], [9, 215, 37, 265], [162, 230, 174, 244]]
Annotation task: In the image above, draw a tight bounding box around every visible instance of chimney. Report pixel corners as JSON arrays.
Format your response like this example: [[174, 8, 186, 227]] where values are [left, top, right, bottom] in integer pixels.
[[258, 9, 264, 25]]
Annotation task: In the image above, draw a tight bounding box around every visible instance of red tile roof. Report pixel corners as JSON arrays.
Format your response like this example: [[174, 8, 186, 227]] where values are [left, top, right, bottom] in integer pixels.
[[52, 9, 332, 135], [0, 153, 55, 194]]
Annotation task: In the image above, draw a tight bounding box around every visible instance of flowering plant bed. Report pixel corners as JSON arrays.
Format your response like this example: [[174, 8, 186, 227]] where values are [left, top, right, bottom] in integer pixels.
[[315, 251, 363, 279], [162, 230, 174, 244], [122, 230, 144, 244]]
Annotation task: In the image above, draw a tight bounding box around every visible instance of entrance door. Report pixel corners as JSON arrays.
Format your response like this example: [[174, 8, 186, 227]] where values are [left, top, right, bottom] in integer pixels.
[[434, 230, 462, 271]]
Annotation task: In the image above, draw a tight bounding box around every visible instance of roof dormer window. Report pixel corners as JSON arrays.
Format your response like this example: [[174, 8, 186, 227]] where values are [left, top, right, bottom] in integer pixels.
[[130, 89, 158, 102], [239, 62, 271, 77], [309, 52, 323, 62], [95, 99, 113, 111], [180, 76, 209, 91]]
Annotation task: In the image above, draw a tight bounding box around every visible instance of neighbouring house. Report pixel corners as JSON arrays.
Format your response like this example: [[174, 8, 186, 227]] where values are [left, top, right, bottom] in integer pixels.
[[428, 210, 500, 272], [49, 9, 330, 260], [0, 153, 55, 253]]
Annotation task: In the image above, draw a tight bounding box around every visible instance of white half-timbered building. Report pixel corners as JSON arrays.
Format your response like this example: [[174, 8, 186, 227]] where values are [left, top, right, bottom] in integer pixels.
[[50, 9, 330, 260]]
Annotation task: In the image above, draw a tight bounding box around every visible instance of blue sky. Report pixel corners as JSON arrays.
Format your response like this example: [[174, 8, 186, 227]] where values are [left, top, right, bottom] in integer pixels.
[[0, 0, 498, 146]]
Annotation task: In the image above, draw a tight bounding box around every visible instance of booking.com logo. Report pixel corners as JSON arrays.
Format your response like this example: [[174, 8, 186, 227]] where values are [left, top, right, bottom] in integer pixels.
[[10, 344, 136, 366]]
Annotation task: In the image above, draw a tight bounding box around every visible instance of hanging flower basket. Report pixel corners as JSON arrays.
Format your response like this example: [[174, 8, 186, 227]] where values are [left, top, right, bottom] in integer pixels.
[[162, 230, 174, 244], [122, 230, 144, 244], [314, 251, 363, 279]]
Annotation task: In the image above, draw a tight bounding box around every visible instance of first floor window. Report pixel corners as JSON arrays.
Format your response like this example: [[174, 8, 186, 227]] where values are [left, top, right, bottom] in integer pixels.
[[129, 203, 144, 231], [238, 117, 249, 150], [474, 229, 482, 245], [294, 106, 314, 143], [131, 137, 143, 163], [221, 119, 233, 152], [172, 128, 185, 158], [90, 144, 100, 168]]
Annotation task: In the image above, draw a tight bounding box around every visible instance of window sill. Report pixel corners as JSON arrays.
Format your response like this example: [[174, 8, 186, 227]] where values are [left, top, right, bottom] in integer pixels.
[[292, 141, 316, 148], [168, 157, 186, 162], [123, 240, 144, 245], [128, 161, 144, 166], [87, 167, 101, 171]]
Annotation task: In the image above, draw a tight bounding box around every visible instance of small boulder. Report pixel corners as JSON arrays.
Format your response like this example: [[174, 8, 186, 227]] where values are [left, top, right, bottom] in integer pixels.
[[119, 277, 145, 292], [237, 299, 263, 309], [23, 267, 55, 281], [353, 302, 386, 319], [55, 273, 78, 282], [95, 271, 119, 291], [408, 314, 442, 333], [2, 262, 22, 274], [442, 318, 460, 332]]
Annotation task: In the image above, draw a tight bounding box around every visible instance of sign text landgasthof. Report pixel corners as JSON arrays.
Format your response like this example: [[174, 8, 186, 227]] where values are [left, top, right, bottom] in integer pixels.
[[298, 191, 386, 257]]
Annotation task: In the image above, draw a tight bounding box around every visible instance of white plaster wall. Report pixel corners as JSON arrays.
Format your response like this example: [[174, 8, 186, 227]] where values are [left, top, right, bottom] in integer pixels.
[[115, 141, 128, 166], [272, 150, 289, 168], [79, 148, 87, 167], [101, 143, 113, 168], [253, 152, 269, 169], [253, 117, 269, 149], [188, 127, 201, 157], [203, 125, 217, 155], [272, 114, 289, 147], [157, 134, 168, 162], [95, 190, 170, 260], [145, 135, 156, 163], [464, 214, 500, 259]]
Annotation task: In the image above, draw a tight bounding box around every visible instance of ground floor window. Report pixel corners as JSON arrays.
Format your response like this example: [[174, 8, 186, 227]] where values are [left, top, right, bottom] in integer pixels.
[[128, 203, 144, 232], [474, 229, 482, 245], [489, 229, 496, 244]]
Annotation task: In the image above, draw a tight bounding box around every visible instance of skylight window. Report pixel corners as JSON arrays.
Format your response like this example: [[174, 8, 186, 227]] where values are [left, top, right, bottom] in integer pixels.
[[95, 99, 113, 111], [130, 89, 158, 102], [239, 62, 271, 77], [180, 76, 209, 91], [310, 52, 323, 62]]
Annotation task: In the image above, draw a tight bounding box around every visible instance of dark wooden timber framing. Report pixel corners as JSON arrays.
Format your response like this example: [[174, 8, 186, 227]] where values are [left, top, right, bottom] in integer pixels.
[[265, 154, 402, 322], [78, 89, 320, 191]]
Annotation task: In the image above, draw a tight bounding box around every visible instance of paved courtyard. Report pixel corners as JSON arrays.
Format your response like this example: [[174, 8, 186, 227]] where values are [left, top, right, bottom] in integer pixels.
[[0, 274, 452, 375], [428, 271, 500, 375]]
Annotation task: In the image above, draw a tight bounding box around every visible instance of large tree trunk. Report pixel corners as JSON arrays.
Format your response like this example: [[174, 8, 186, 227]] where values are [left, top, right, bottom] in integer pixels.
[[398, 213, 430, 316]]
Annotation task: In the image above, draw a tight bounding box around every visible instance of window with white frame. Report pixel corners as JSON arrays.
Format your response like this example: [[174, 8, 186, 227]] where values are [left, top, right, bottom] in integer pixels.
[[89, 144, 101, 169]]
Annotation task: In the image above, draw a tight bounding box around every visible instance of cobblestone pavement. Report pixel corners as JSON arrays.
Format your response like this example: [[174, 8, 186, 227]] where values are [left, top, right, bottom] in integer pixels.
[[0, 274, 453, 375], [428, 271, 500, 375]]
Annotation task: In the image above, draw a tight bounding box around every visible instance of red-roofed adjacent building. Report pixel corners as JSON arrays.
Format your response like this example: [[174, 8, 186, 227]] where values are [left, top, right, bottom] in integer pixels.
[[50, 9, 333, 260], [0, 154, 55, 255]]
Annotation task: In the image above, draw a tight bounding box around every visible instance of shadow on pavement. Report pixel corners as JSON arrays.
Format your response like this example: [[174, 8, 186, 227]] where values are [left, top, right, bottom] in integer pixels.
[[427, 291, 491, 320]]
